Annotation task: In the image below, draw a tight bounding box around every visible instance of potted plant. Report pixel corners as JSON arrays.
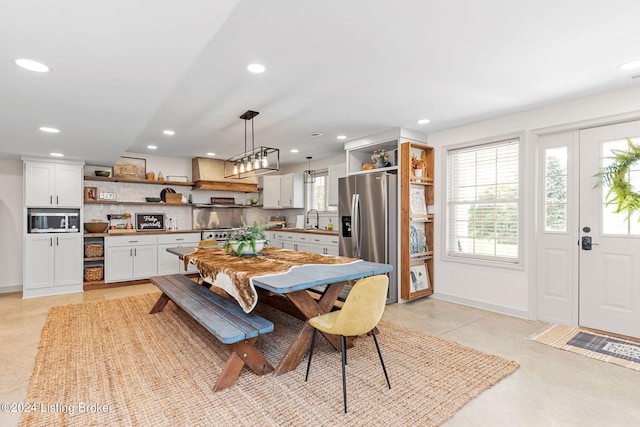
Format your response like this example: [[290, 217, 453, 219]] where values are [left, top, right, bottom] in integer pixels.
[[371, 148, 389, 168], [411, 154, 425, 177], [224, 223, 269, 256]]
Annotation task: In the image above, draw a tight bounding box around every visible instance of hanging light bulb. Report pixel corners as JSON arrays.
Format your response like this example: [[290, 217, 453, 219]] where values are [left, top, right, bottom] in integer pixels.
[[233, 163, 239, 175], [262, 151, 269, 168], [239, 163, 245, 174], [253, 155, 260, 169], [246, 157, 252, 172]]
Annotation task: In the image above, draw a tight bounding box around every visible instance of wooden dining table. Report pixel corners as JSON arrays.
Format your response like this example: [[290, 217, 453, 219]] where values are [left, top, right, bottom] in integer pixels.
[[167, 246, 392, 375]]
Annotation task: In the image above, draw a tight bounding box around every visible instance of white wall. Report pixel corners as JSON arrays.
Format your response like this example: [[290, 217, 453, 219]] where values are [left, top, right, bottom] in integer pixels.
[[0, 159, 23, 292], [429, 84, 640, 318]]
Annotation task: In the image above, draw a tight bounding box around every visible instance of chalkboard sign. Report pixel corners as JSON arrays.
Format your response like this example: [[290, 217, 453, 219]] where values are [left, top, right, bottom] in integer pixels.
[[135, 213, 165, 231]]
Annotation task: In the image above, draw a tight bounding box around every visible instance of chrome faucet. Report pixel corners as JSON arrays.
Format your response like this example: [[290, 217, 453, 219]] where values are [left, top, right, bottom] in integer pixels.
[[306, 209, 319, 229]]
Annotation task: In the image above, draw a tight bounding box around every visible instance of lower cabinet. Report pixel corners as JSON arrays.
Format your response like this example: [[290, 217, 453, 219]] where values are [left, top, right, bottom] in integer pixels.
[[309, 234, 339, 255], [105, 235, 158, 283], [157, 233, 200, 275], [282, 232, 310, 251], [24, 233, 83, 298]]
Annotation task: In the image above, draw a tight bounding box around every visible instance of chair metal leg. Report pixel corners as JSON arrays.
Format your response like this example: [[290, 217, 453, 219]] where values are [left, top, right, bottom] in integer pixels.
[[341, 335, 348, 413], [371, 329, 391, 389], [305, 328, 318, 381]]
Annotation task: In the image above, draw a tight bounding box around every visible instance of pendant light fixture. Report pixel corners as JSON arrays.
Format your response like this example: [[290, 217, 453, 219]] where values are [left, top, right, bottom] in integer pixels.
[[225, 110, 280, 178], [303, 156, 315, 183]]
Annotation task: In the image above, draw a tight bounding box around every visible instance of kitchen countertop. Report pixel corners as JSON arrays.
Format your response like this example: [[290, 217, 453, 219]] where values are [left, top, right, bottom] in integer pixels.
[[84, 230, 202, 237], [269, 228, 338, 236]]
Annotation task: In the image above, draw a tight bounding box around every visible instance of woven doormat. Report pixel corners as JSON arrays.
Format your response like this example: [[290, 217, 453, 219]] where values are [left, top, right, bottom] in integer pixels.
[[20, 293, 519, 427], [530, 324, 640, 371]]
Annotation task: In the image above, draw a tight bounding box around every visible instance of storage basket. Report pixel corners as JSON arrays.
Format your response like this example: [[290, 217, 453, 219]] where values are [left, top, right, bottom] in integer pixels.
[[165, 193, 182, 204], [85, 243, 104, 258], [84, 266, 103, 282]]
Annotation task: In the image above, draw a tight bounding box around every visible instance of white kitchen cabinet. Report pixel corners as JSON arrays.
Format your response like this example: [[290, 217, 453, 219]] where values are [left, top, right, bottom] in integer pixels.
[[309, 233, 339, 255], [280, 173, 304, 208], [262, 175, 282, 208], [157, 233, 200, 275], [23, 233, 83, 298], [327, 163, 346, 206], [25, 160, 83, 207], [105, 235, 158, 282], [281, 232, 311, 252], [262, 173, 303, 209]]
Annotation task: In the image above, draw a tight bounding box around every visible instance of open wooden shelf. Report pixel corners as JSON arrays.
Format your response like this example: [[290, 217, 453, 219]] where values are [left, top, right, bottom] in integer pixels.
[[84, 175, 194, 186]]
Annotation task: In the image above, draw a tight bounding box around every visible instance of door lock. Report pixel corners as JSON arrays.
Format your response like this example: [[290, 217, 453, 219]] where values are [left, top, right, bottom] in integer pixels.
[[581, 236, 599, 250]]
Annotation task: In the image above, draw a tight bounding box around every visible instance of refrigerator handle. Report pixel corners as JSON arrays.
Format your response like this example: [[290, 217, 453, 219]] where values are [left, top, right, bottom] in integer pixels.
[[352, 193, 361, 258]]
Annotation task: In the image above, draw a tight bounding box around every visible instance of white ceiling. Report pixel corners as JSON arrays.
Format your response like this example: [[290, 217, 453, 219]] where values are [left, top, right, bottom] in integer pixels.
[[3, 0, 640, 167]]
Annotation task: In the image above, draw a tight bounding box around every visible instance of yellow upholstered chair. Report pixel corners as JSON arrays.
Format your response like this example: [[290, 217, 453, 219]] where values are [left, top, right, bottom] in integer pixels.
[[305, 275, 391, 413]]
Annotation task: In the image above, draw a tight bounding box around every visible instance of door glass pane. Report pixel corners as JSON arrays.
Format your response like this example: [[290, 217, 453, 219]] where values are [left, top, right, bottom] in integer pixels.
[[544, 146, 567, 232]]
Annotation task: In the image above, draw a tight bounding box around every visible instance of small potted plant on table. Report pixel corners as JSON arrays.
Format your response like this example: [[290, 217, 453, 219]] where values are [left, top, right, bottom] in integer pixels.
[[224, 224, 269, 256]]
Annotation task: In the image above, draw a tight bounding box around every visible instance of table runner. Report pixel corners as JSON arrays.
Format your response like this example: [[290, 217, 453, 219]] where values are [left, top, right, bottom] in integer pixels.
[[184, 247, 359, 312]]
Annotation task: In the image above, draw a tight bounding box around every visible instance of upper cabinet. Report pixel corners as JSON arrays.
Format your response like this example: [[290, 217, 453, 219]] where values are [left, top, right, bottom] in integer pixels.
[[262, 173, 304, 209], [25, 160, 83, 208], [327, 163, 346, 206]]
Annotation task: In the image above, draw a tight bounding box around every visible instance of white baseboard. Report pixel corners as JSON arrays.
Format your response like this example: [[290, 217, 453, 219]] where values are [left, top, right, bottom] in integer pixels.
[[0, 284, 23, 294], [433, 292, 531, 320]]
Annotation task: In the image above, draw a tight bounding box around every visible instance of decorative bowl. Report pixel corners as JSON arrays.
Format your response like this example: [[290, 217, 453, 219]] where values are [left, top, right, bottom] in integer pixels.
[[229, 240, 265, 256], [95, 171, 110, 177], [84, 221, 109, 233], [146, 197, 161, 202]]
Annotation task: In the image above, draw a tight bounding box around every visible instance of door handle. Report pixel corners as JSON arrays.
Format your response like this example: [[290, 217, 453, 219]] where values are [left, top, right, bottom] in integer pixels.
[[581, 236, 599, 250]]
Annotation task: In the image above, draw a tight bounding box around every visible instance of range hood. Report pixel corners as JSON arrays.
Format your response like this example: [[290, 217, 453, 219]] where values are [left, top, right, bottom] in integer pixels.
[[192, 157, 258, 192]]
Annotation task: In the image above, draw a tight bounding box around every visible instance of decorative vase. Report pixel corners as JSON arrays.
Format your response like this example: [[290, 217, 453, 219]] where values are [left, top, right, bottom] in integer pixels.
[[229, 240, 265, 256], [375, 158, 386, 168], [414, 168, 423, 177]]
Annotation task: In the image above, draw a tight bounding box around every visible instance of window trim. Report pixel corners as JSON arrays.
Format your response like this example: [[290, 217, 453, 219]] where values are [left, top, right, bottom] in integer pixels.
[[443, 132, 525, 269], [304, 168, 337, 213]]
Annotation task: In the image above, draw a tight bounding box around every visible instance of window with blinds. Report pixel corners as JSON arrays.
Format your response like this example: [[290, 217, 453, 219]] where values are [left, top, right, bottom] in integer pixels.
[[446, 138, 520, 264]]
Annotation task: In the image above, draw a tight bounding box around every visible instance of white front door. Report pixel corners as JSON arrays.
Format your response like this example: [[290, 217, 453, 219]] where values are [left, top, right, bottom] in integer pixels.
[[579, 120, 640, 338]]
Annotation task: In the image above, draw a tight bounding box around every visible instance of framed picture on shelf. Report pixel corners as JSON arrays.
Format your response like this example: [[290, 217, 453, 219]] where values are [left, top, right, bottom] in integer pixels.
[[113, 156, 146, 179], [84, 186, 97, 202], [410, 264, 430, 292], [409, 187, 428, 217]]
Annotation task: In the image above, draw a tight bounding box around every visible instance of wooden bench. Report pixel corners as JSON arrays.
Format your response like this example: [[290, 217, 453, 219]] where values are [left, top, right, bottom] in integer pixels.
[[149, 274, 274, 391]]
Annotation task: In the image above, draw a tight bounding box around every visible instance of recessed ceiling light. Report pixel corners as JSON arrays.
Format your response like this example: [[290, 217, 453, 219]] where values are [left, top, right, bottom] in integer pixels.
[[39, 127, 60, 133], [619, 60, 640, 71], [417, 119, 430, 125], [147, 145, 157, 150], [15, 58, 50, 73], [311, 132, 324, 137], [49, 152, 64, 157], [336, 135, 347, 140], [291, 149, 299, 153], [247, 63, 266, 73], [163, 130, 175, 136], [206, 152, 216, 156]]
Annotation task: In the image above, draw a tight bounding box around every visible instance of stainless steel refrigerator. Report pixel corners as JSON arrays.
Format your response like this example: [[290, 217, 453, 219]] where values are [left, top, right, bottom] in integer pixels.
[[339, 172, 397, 303]]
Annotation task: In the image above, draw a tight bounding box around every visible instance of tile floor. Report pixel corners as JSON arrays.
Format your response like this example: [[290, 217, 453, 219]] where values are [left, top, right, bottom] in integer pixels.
[[1, 285, 639, 426]]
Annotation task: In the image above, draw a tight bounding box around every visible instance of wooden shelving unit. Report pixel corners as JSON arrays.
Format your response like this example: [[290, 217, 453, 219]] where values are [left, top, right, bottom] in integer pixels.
[[400, 141, 434, 301], [84, 175, 194, 186]]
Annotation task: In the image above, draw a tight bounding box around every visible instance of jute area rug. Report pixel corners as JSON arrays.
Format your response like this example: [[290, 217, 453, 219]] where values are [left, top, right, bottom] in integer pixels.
[[530, 324, 640, 371], [21, 293, 519, 427]]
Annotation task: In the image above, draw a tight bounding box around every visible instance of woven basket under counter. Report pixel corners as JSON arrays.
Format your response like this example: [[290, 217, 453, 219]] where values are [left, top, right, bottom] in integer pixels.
[[84, 266, 103, 282], [85, 244, 104, 258]]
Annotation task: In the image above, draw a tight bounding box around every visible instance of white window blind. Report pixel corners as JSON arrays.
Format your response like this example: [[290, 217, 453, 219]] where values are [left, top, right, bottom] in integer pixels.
[[446, 138, 520, 263]]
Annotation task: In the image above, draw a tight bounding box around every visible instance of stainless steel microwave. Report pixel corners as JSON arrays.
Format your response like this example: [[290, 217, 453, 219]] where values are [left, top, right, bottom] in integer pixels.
[[27, 209, 80, 233]]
